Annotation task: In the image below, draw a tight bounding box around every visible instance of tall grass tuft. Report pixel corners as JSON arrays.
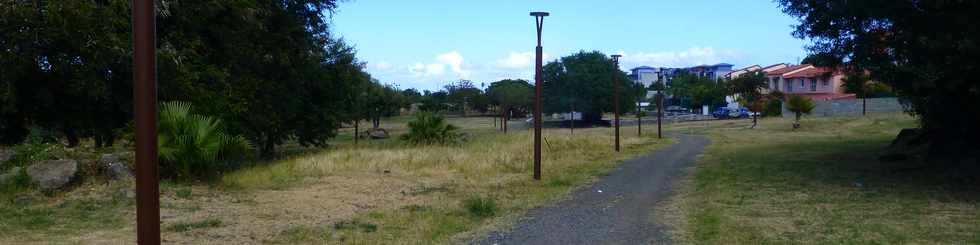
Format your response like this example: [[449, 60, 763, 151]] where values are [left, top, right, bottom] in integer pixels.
[[463, 197, 498, 218]]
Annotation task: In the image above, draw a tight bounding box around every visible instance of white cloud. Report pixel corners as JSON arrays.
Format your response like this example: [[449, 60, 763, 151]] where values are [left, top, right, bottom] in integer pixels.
[[406, 51, 470, 79], [618, 47, 741, 68], [371, 61, 393, 71], [494, 51, 551, 70]]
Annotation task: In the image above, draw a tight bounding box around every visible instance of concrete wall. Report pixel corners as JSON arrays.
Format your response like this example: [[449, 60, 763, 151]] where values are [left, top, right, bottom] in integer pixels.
[[783, 97, 904, 117]]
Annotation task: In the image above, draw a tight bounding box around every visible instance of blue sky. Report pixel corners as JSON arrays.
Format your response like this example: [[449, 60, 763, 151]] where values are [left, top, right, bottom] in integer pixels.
[[331, 0, 809, 91]]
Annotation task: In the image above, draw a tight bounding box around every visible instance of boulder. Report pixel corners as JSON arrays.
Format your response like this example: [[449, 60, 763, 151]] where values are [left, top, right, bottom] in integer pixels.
[[100, 154, 133, 181], [0, 150, 12, 164], [26, 159, 78, 191], [367, 128, 390, 139]]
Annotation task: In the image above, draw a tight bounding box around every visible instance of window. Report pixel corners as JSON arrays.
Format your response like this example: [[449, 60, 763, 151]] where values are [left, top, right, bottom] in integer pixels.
[[810, 78, 817, 91], [786, 80, 793, 92], [822, 79, 829, 87], [800, 79, 805, 88], [773, 78, 780, 91]]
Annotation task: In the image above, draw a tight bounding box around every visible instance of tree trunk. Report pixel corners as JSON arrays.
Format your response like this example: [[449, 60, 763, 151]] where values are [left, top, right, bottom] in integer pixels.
[[862, 97, 867, 116], [354, 120, 359, 144], [373, 116, 380, 129], [751, 114, 758, 129], [64, 128, 79, 148], [261, 134, 276, 159]]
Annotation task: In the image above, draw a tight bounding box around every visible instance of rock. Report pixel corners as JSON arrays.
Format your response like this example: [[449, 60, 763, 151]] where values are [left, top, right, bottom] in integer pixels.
[[0, 166, 22, 183], [118, 188, 136, 199], [100, 154, 133, 181], [13, 195, 32, 206], [26, 159, 78, 191], [0, 150, 12, 164], [367, 128, 390, 139]]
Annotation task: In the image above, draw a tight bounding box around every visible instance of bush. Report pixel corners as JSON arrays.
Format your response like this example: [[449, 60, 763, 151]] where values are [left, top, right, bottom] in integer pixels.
[[463, 197, 497, 218], [786, 95, 816, 129], [0, 168, 30, 196], [158, 101, 251, 181], [401, 112, 460, 145], [764, 99, 783, 117], [3, 143, 61, 172]]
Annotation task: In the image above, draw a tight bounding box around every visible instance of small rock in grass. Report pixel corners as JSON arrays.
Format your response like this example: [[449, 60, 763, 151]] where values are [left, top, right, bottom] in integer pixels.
[[101, 154, 133, 181], [13, 195, 32, 206]]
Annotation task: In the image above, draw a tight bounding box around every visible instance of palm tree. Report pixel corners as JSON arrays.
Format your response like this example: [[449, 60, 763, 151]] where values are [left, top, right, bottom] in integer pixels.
[[158, 101, 251, 180], [786, 95, 815, 129]]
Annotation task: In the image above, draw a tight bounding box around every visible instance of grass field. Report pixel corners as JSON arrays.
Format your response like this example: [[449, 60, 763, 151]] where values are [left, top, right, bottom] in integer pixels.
[[0, 115, 671, 244], [659, 113, 980, 244]]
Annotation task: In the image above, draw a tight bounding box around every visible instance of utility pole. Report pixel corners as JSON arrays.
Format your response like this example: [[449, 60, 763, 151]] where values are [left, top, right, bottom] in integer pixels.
[[637, 99, 642, 136], [531, 11, 549, 180], [611, 54, 622, 152], [657, 85, 664, 139], [133, 0, 160, 243]]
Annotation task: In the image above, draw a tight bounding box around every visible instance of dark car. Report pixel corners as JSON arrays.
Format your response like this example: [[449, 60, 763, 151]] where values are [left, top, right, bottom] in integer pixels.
[[712, 107, 750, 119]]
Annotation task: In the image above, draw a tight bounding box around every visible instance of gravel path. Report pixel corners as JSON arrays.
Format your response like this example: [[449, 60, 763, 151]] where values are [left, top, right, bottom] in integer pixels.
[[477, 134, 709, 245]]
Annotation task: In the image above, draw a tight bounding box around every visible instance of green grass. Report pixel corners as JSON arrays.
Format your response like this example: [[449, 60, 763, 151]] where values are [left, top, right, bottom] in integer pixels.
[[663, 113, 980, 244], [222, 115, 673, 244], [165, 218, 223, 232], [0, 195, 132, 239]]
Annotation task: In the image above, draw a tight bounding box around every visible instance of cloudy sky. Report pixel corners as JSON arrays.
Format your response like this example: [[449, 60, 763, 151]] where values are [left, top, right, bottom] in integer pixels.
[[331, 0, 809, 91]]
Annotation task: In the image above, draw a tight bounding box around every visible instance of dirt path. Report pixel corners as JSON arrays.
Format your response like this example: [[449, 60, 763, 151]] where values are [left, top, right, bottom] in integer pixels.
[[477, 134, 709, 245]]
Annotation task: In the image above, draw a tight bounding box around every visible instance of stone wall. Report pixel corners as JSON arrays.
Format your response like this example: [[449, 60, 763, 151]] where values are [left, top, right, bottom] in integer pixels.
[[783, 97, 904, 117]]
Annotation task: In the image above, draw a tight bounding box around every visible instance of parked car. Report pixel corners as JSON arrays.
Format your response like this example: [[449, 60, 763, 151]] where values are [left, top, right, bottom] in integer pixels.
[[712, 107, 750, 119]]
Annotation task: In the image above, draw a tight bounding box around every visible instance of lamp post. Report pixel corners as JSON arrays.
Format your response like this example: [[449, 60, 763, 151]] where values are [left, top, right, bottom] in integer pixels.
[[531, 11, 548, 180], [611, 54, 622, 152], [657, 82, 664, 139], [133, 0, 160, 244]]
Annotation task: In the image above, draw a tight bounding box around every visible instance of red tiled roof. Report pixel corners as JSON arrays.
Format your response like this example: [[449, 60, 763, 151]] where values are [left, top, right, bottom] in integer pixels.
[[766, 65, 810, 75], [783, 67, 834, 78], [761, 63, 786, 70]]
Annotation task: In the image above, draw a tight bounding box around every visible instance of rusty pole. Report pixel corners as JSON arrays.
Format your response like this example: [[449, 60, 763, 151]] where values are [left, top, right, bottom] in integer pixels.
[[611, 54, 622, 152], [531, 12, 548, 180], [658, 88, 664, 139], [132, 0, 160, 244]]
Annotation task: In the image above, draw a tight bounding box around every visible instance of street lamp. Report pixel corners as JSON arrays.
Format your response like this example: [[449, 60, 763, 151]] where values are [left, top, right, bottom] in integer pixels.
[[530, 11, 549, 180], [611, 54, 622, 152], [132, 0, 160, 244], [656, 82, 665, 139]]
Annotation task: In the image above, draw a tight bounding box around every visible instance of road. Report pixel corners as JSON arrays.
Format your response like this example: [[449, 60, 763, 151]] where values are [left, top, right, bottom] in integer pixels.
[[477, 134, 710, 245]]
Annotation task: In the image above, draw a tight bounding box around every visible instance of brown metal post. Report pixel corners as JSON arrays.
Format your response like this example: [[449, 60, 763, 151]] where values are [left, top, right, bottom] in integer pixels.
[[658, 91, 663, 139], [637, 101, 642, 136], [531, 12, 548, 180], [133, 0, 160, 244], [354, 120, 359, 144], [611, 54, 622, 152], [570, 103, 574, 135]]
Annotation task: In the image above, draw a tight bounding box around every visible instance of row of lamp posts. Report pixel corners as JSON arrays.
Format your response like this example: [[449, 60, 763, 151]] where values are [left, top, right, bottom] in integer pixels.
[[130, 8, 663, 244]]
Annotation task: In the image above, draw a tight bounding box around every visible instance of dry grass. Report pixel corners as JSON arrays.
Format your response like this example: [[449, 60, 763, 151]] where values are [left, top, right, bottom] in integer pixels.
[[0, 115, 671, 244], [658, 113, 980, 244]]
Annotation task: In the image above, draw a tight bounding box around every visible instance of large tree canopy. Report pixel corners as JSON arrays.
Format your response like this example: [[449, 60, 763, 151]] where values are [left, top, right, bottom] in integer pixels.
[[778, 0, 980, 159], [1, 0, 366, 158], [487, 79, 533, 111], [542, 51, 636, 122]]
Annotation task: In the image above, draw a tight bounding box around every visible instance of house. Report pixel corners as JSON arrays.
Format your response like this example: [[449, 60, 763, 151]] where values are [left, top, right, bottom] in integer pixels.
[[764, 64, 855, 100], [725, 64, 762, 79], [687, 63, 733, 80], [629, 66, 660, 88]]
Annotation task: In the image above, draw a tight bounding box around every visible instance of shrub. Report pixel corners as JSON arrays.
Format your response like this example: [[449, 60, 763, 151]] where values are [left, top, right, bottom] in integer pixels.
[[786, 95, 816, 129], [401, 112, 460, 145], [3, 143, 60, 172], [158, 101, 251, 181], [463, 197, 497, 218], [764, 99, 783, 117], [0, 168, 30, 196]]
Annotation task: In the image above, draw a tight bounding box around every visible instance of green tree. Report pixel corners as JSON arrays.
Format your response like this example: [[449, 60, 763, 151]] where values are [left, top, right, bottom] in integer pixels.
[[669, 71, 728, 113], [0, 1, 133, 147], [364, 81, 404, 128], [730, 71, 769, 128], [487, 79, 533, 120], [786, 95, 815, 129], [778, 0, 980, 157], [542, 51, 635, 122]]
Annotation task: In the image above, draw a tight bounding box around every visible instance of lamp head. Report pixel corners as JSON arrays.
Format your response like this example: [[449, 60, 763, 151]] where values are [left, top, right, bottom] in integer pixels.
[[530, 12, 550, 17]]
